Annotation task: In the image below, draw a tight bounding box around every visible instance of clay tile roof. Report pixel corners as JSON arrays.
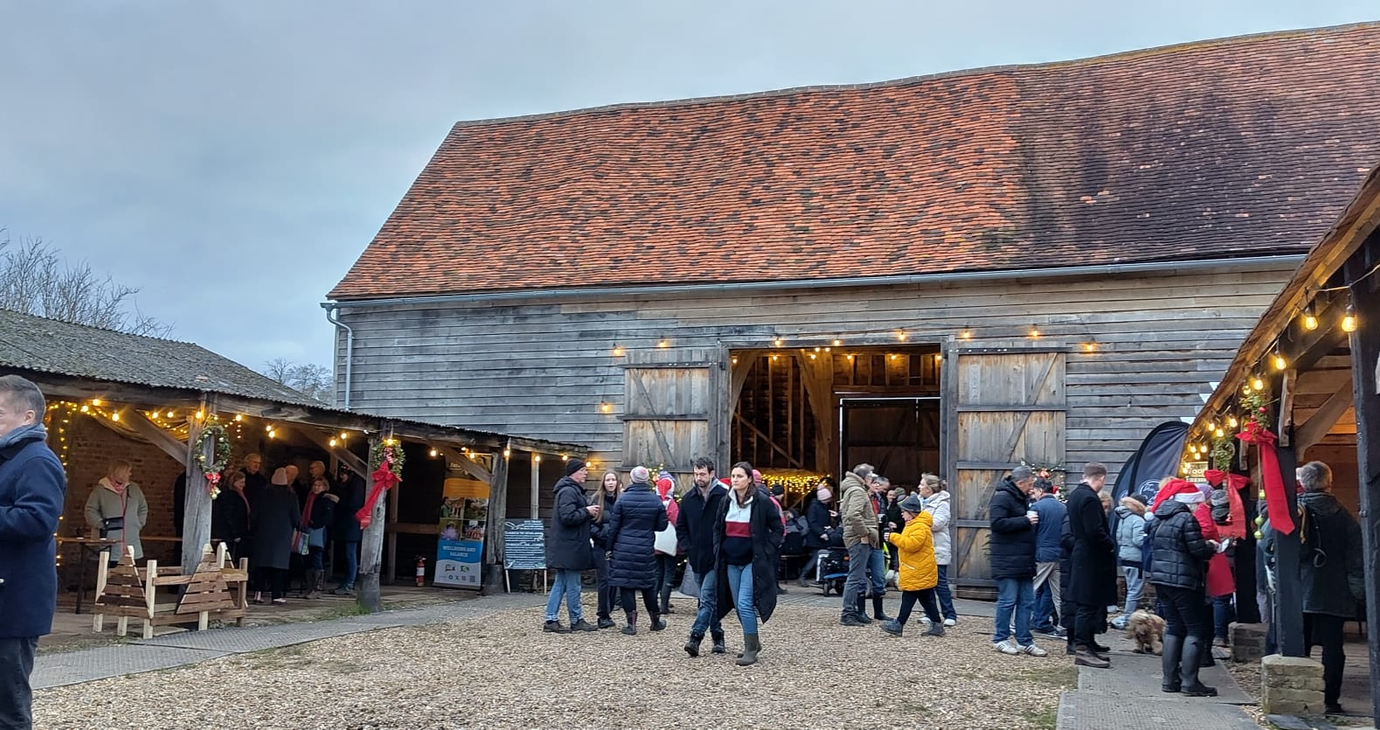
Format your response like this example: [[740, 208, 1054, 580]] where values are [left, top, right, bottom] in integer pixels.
[[330, 23, 1380, 301]]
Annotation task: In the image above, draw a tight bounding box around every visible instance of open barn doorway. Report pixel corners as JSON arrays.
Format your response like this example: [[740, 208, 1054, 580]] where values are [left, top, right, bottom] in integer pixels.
[[727, 345, 943, 503]]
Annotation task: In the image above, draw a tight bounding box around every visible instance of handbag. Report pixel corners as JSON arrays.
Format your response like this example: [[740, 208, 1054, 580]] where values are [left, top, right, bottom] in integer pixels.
[[99, 516, 124, 538], [292, 530, 311, 556], [678, 566, 700, 598]]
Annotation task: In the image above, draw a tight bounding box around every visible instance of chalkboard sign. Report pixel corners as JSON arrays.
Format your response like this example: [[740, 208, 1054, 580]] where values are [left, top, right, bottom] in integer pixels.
[[503, 519, 546, 570]]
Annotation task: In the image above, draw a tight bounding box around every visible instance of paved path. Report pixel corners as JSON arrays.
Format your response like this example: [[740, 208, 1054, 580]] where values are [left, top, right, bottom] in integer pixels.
[[33, 592, 545, 689], [1056, 631, 1260, 730]]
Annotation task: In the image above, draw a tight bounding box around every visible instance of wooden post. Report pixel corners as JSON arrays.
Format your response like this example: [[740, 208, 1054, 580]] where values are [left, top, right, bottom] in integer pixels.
[[530, 451, 541, 520], [1273, 443, 1305, 657], [1346, 254, 1380, 727], [481, 451, 510, 595], [357, 433, 387, 613], [181, 400, 214, 576]]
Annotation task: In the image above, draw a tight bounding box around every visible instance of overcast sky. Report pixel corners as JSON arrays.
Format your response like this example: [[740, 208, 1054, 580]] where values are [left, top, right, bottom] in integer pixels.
[[1, 1, 1376, 375]]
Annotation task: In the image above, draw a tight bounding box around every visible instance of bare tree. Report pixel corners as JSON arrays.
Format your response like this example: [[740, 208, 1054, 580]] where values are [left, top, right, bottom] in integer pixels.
[[262, 359, 333, 403], [263, 357, 295, 384], [0, 228, 171, 336]]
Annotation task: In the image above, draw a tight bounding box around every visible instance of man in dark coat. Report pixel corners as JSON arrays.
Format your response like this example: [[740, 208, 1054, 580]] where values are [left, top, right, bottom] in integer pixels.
[[606, 466, 669, 634], [1146, 478, 1218, 697], [543, 458, 598, 633], [988, 465, 1046, 656], [249, 468, 301, 604], [240, 453, 268, 507], [679, 457, 729, 655], [1065, 462, 1118, 668], [330, 467, 366, 595], [1295, 461, 1364, 715], [0, 375, 65, 730]]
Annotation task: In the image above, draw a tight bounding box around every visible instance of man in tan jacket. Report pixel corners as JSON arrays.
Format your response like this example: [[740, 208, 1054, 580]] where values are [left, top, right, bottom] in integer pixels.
[[839, 464, 880, 626]]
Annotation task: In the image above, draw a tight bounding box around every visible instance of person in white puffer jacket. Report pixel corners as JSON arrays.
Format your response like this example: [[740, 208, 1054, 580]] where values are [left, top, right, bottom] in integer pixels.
[[920, 474, 957, 626]]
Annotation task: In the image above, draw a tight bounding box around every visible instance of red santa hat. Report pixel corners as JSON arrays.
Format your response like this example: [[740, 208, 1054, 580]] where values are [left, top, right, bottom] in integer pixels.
[[655, 477, 674, 499], [1151, 478, 1202, 511]]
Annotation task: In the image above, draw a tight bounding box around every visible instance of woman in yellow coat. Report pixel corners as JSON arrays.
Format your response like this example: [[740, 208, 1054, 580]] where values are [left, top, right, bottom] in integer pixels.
[[881, 494, 945, 637]]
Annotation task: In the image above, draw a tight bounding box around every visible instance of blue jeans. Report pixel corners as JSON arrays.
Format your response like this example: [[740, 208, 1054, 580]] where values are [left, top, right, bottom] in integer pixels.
[[726, 563, 757, 634], [690, 568, 723, 637], [1122, 565, 1145, 616], [868, 547, 888, 597], [339, 540, 359, 589], [1213, 594, 1235, 640], [993, 577, 1035, 645], [935, 564, 957, 620], [1034, 580, 1056, 631], [544, 569, 584, 623]]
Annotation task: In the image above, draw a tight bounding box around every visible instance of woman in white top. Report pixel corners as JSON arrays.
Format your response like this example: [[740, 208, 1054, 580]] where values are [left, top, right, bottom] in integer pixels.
[[919, 474, 956, 626]]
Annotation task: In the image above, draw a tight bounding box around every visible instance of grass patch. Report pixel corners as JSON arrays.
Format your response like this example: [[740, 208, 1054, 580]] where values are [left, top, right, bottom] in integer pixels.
[[317, 603, 372, 620], [1020, 703, 1059, 730], [1021, 664, 1079, 690], [248, 645, 312, 670]]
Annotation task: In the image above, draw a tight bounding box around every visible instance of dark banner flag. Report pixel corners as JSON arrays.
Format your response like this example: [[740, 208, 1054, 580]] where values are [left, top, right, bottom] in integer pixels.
[[1107, 421, 1189, 536]]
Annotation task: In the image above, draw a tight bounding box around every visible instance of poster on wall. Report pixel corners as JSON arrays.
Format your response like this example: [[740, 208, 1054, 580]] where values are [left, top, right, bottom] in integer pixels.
[[436, 476, 489, 589]]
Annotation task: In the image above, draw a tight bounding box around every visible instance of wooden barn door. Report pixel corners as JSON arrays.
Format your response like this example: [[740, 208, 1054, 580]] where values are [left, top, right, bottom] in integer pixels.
[[945, 347, 1066, 593], [622, 361, 722, 482]]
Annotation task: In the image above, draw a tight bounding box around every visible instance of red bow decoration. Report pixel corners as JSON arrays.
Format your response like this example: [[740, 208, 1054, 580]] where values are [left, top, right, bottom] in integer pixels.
[[357, 456, 402, 529], [1236, 422, 1293, 535], [205, 471, 222, 496]]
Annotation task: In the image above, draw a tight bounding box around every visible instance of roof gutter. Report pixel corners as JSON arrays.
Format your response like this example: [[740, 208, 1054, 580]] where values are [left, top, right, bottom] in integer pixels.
[[325, 254, 1306, 309], [321, 304, 354, 410]]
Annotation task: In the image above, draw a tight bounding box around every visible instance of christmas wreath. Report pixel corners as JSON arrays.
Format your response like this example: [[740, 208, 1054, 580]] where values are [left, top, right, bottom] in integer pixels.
[[194, 423, 232, 499]]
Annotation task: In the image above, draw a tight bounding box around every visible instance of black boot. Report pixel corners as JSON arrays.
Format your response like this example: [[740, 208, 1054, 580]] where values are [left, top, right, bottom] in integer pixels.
[[650, 612, 666, 632], [684, 632, 703, 657], [854, 596, 873, 624], [622, 611, 637, 636], [1161, 634, 1184, 692], [1180, 636, 1218, 697], [872, 596, 892, 622], [711, 630, 726, 654]]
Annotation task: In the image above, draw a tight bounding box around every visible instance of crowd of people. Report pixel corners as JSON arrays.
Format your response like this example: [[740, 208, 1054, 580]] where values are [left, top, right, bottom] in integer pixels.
[[78, 446, 368, 606]]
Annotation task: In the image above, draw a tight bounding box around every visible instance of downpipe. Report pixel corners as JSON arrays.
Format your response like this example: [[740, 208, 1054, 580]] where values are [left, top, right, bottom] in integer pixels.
[[322, 303, 354, 410]]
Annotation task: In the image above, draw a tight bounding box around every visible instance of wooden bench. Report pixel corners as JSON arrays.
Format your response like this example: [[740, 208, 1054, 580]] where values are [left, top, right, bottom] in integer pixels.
[[92, 543, 249, 639]]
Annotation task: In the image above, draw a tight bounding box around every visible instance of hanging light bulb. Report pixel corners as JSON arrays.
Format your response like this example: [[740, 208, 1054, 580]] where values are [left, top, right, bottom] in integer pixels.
[[1227, 416, 1239, 428], [1251, 374, 1264, 391], [1341, 302, 1358, 333], [1271, 348, 1287, 371], [1214, 427, 1225, 438], [1302, 303, 1319, 331]]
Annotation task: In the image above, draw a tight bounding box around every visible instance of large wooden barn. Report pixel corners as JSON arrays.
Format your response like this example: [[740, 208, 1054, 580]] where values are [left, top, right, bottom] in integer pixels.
[[326, 24, 1380, 591]]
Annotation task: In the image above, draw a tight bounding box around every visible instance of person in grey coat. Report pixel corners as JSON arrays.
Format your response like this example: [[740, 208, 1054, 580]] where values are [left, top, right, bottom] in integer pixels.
[[605, 466, 669, 635], [84, 460, 148, 562], [249, 468, 301, 604]]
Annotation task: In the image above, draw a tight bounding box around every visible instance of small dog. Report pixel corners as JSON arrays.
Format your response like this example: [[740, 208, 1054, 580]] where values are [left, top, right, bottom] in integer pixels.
[[1124, 609, 1165, 655]]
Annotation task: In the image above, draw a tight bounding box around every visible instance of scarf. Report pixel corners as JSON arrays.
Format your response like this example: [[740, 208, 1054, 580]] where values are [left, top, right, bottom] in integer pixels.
[[0, 423, 47, 452], [300, 491, 319, 530], [100, 476, 128, 497]]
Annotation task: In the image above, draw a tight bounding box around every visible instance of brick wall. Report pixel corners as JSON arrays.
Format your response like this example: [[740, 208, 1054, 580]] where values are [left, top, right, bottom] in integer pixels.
[[52, 417, 185, 567]]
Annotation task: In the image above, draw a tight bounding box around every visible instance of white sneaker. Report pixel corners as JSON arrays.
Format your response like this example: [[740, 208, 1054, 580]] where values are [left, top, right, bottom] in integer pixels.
[[1110, 617, 1127, 630], [921, 617, 932, 626], [944, 618, 957, 627], [1019, 643, 1049, 657], [993, 640, 1019, 655]]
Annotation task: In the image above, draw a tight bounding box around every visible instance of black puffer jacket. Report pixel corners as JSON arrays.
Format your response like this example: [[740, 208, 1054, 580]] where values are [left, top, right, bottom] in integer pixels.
[[988, 478, 1036, 580], [547, 476, 595, 571], [1146, 500, 1214, 589], [1297, 491, 1364, 618], [805, 497, 835, 549], [605, 480, 668, 589]]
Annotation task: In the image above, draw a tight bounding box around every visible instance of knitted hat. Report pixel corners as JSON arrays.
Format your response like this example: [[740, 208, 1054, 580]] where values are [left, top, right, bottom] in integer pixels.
[[898, 494, 924, 513], [630, 466, 650, 483], [1210, 488, 1230, 507], [271, 467, 289, 486], [751, 469, 764, 485], [770, 484, 784, 497], [1127, 493, 1149, 507], [564, 458, 587, 476], [655, 477, 674, 499], [816, 487, 832, 502]]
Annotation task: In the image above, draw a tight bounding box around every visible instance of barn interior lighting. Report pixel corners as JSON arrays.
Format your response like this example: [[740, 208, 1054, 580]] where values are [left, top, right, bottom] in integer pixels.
[[429, 448, 439, 458]]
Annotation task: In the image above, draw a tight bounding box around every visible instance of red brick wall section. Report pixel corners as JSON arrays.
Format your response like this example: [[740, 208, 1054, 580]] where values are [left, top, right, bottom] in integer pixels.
[[52, 417, 184, 567]]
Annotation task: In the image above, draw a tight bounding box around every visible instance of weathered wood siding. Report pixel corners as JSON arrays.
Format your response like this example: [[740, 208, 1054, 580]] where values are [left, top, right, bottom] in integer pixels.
[[334, 260, 1296, 479]]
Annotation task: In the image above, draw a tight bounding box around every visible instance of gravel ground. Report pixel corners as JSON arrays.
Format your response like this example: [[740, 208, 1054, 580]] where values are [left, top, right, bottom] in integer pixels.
[[34, 603, 1075, 730]]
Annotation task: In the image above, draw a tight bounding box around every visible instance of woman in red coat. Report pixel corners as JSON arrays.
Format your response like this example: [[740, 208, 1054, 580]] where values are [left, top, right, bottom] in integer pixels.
[[1193, 489, 1233, 665]]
